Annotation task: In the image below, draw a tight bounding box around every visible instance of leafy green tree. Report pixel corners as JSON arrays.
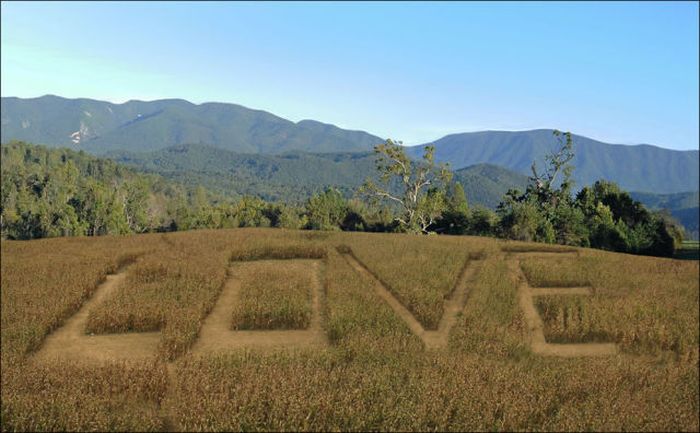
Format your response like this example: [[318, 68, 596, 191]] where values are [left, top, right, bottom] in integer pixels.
[[436, 182, 470, 234], [339, 199, 369, 232], [551, 202, 589, 246], [497, 193, 552, 242], [348, 199, 396, 232], [232, 196, 271, 228], [578, 181, 649, 227], [277, 205, 307, 230], [497, 130, 586, 245], [417, 187, 448, 233], [587, 202, 627, 251], [575, 180, 680, 256], [122, 179, 151, 233], [467, 206, 498, 237], [655, 209, 685, 248], [306, 188, 348, 231], [450, 182, 469, 215], [360, 139, 452, 233]]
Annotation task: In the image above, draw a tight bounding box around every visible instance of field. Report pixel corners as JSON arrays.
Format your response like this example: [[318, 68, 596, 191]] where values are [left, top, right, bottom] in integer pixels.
[[1, 228, 698, 431], [230, 260, 316, 330]]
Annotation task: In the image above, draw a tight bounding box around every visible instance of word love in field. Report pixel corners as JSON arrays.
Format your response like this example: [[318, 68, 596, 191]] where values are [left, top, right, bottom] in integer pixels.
[[32, 247, 619, 364]]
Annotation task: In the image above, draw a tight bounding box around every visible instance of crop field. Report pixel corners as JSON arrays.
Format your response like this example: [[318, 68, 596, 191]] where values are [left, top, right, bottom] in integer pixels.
[[230, 260, 316, 330], [1, 228, 698, 431]]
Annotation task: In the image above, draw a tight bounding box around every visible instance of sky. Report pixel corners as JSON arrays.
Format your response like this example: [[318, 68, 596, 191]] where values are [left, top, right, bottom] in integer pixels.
[[1, 1, 698, 150]]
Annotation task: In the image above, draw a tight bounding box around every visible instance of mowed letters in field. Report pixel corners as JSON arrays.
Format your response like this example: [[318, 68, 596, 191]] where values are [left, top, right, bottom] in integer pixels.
[[1, 228, 698, 431]]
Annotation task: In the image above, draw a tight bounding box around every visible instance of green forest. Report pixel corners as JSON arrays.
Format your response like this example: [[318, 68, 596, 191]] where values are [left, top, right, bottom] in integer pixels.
[[0, 139, 685, 257]]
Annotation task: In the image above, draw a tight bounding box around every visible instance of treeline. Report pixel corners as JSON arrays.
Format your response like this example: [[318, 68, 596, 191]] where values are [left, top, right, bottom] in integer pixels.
[[1, 141, 210, 239], [0, 141, 386, 238], [0, 140, 685, 257]]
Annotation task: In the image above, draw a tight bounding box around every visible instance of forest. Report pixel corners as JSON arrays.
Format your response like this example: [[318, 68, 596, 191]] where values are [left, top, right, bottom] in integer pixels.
[[0, 138, 684, 257]]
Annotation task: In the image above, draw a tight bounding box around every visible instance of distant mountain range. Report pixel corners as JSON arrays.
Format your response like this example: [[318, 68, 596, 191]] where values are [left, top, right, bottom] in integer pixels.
[[2, 95, 698, 197], [1, 95, 383, 154], [406, 130, 699, 194]]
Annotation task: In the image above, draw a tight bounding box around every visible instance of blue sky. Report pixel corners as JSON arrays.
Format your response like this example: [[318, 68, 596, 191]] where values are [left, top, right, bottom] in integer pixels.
[[1, 1, 698, 150]]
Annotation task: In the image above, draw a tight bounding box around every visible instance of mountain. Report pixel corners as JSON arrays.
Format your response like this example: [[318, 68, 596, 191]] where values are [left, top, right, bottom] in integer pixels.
[[668, 207, 699, 240], [630, 191, 700, 211], [453, 164, 528, 209], [630, 191, 699, 240], [108, 143, 531, 208], [406, 129, 699, 194], [109, 144, 379, 203], [1, 95, 383, 155], [4, 96, 697, 195]]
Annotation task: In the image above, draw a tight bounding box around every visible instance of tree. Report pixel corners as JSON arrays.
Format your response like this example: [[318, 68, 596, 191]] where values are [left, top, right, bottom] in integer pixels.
[[655, 209, 685, 249], [450, 182, 469, 215], [497, 192, 553, 242], [121, 178, 151, 233], [276, 204, 307, 230], [551, 202, 589, 246], [347, 199, 396, 232], [360, 139, 452, 233], [233, 196, 271, 228], [575, 180, 680, 257], [468, 206, 498, 237], [435, 182, 470, 234], [497, 130, 584, 245], [528, 130, 575, 215], [306, 188, 348, 231], [587, 202, 627, 251]]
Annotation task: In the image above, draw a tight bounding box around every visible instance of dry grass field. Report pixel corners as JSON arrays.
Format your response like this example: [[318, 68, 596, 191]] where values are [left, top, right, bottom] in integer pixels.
[[1, 228, 698, 431], [341, 233, 480, 329], [230, 260, 315, 330]]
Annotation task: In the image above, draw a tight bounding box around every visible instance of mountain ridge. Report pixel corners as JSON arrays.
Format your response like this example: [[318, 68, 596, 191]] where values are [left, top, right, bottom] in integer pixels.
[[408, 129, 698, 194], [2, 95, 698, 194], [1, 95, 384, 155]]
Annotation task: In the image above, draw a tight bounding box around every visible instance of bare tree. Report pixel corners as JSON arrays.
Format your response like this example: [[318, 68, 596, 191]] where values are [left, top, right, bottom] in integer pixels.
[[359, 139, 452, 233], [529, 130, 575, 202]]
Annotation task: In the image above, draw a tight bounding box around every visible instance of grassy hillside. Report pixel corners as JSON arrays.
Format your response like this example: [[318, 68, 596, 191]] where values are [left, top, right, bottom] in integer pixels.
[[1, 229, 698, 431], [407, 129, 699, 194], [1, 95, 384, 154]]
